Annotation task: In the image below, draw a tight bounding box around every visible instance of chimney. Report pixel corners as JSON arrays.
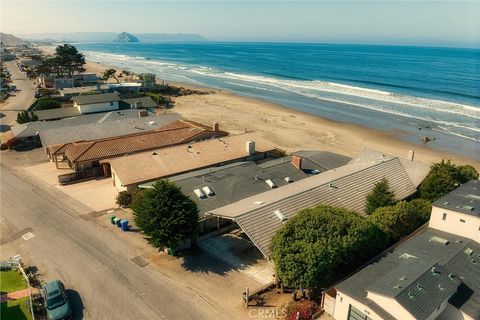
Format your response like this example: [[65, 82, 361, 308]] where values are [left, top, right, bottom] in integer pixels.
[[138, 110, 148, 118], [213, 122, 219, 132], [407, 150, 415, 161], [292, 155, 302, 170], [246, 140, 255, 155]]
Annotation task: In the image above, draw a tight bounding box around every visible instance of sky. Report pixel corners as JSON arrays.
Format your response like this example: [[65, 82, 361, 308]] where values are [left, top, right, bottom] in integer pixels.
[[1, 1, 479, 48]]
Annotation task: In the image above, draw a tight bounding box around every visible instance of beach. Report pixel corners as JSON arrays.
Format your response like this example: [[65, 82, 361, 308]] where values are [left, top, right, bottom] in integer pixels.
[[41, 46, 480, 169]]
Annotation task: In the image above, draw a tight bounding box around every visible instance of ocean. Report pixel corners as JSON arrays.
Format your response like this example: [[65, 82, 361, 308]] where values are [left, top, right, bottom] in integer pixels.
[[74, 42, 480, 159]]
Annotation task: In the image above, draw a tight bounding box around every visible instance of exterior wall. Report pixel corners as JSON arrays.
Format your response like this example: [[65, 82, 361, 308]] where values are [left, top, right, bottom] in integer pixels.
[[75, 101, 119, 114], [333, 291, 386, 320], [437, 303, 474, 320], [429, 206, 480, 243], [111, 168, 128, 192]]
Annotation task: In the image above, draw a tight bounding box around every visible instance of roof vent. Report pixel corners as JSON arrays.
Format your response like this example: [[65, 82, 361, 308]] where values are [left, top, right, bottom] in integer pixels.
[[466, 194, 480, 201], [400, 276, 407, 281], [148, 121, 156, 125], [438, 284, 445, 291], [253, 201, 264, 205], [393, 284, 401, 289], [416, 283, 424, 291], [194, 189, 206, 199], [448, 273, 456, 280], [431, 267, 441, 275], [462, 205, 474, 211], [328, 183, 338, 189], [202, 186, 215, 196], [265, 179, 277, 189], [407, 291, 415, 299], [465, 248, 474, 256], [430, 236, 449, 245], [443, 201, 450, 205], [284, 177, 293, 183], [274, 209, 287, 222]]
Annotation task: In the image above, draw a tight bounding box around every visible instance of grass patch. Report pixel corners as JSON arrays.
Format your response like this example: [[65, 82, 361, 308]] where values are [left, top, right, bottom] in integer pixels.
[[0, 297, 32, 320], [0, 270, 28, 293]]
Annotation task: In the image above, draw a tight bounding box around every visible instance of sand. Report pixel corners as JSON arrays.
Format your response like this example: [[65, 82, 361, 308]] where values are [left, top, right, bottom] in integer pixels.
[[39, 46, 480, 170]]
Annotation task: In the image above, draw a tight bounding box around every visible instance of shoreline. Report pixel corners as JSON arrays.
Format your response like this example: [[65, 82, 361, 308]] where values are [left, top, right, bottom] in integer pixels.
[[38, 46, 480, 170]]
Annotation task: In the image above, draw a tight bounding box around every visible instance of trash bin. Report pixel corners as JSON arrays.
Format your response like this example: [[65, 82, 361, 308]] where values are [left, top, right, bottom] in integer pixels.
[[120, 219, 129, 232], [110, 216, 116, 225], [113, 217, 121, 227]]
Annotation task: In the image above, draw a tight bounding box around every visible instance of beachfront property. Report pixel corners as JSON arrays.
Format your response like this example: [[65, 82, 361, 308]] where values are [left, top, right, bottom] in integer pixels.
[[107, 132, 276, 192], [139, 73, 156, 89], [47, 119, 228, 173], [121, 96, 159, 109], [72, 92, 121, 114], [326, 180, 480, 320], [206, 149, 430, 258]]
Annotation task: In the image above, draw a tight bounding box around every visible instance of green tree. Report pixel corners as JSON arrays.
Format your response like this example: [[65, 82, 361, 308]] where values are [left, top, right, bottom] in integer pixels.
[[365, 178, 395, 215], [54, 44, 86, 78], [409, 198, 432, 222], [419, 160, 479, 201], [16, 111, 38, 124], [369, 201, 428, 243], [102, 68, 119, 83], [271, 205, 388, 289], [132, 180, 198, 250]]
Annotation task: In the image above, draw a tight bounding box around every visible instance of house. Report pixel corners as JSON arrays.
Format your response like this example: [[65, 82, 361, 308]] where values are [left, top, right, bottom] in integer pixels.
[[33, 107, 82, 121], [160, 151, 352, 219], [59, 86, 99, 98], [139, 73, 156, 88], [48, 119, 228, 173], [39, 75, 74, 89], [40, 112, 181, 147], [108, 132, 276, 192], [10, 109, 154, 146], [206, 150, 430, 258], [99, 82, 142, 94], [329, 180, 480, 320], [120, 96, 158, 109], [72, 92, 121, 114]]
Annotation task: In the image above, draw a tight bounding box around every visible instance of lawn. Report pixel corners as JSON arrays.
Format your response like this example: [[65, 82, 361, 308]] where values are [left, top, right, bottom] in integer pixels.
[[0, 270, 28, 293], [0, 297, 32, 320]]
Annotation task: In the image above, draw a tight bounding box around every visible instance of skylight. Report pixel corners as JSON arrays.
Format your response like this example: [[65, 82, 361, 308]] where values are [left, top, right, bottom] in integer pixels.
[[274, 209, 287, 222]]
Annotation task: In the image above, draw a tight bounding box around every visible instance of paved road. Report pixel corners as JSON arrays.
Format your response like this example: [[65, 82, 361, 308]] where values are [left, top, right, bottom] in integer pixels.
[[0, 166, 224, 320], [0, 60, 36, 129]]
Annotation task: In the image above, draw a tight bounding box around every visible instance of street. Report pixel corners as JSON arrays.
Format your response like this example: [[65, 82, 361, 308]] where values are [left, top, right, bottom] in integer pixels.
[[0, 60, 36, 129], [0, 165, 227, 319]]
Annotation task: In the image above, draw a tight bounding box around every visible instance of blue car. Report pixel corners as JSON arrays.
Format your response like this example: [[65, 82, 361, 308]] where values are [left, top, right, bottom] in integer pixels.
[[43, 280, 72, 320]]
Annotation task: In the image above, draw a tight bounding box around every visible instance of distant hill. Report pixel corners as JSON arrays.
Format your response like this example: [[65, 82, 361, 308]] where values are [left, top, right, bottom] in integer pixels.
[[113, 32, 139, 43], [0, 33, 28, 45], [18, 32, 209, 43]]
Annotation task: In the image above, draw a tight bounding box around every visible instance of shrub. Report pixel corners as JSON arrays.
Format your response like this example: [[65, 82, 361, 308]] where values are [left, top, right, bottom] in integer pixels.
[[285, 301, 318, 320], [116, 191, 132, 207], [272, 205, 388, 289], [34, 98, 61, 111], [419, 160, 478, 201]]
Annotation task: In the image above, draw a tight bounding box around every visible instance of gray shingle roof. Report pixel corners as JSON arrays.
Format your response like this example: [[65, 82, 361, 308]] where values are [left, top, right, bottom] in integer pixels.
[[433, 180, 480, 217], [12, 109, 157, 140], [209, 157, 425, 257], [39, 113, 181, 147], [336, 228, 480, 320], [34, 107, 81, 121], [72, 92, 120, 105], [121, 96, 158, 109], [291, 150, 351, 171]]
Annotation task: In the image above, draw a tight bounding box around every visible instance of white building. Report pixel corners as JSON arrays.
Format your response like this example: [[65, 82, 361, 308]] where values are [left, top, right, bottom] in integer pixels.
[[72, 92, 121, 114], [327, 179, 480, 320]]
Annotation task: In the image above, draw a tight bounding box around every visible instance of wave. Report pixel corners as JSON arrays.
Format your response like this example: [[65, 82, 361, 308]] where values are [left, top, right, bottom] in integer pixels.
[[81, 49, 480, 141]]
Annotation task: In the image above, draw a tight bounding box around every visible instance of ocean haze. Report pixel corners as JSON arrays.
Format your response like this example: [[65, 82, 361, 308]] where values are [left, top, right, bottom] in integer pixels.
[[19, 32, 209, 43], [2, 1, 478, 48]]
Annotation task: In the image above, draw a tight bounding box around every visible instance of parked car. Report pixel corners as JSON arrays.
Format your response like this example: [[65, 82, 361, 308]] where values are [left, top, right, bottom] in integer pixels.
[[43, 280, 72, 320]]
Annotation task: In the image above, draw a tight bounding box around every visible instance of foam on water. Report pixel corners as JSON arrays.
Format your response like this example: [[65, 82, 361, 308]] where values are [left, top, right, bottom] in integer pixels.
[[84, 49, 480, 142]]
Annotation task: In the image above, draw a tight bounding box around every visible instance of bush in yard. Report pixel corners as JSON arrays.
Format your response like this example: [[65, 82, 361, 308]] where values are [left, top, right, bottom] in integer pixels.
[[419, 160, 478, 201], [368, 201, 428, 243], [365, 178, 395, 215], [16, 110, 38, 124], [285, 300, 318, 320], [271, 205, 388, 289], [132, 180, 198, 250], [34, 98, 61, 111], [116, 191, 132, 207]]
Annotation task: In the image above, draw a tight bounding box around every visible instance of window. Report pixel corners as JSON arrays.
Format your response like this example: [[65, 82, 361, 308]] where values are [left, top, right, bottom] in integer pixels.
[[348, 305, 370, 320], [442, 213, 447, 220], [110, 101, 114, 106], [460, 219, 466, 223]]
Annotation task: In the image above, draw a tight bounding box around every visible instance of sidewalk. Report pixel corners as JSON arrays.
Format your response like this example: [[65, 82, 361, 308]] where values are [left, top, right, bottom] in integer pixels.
[[0, 287, 38, 303]]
